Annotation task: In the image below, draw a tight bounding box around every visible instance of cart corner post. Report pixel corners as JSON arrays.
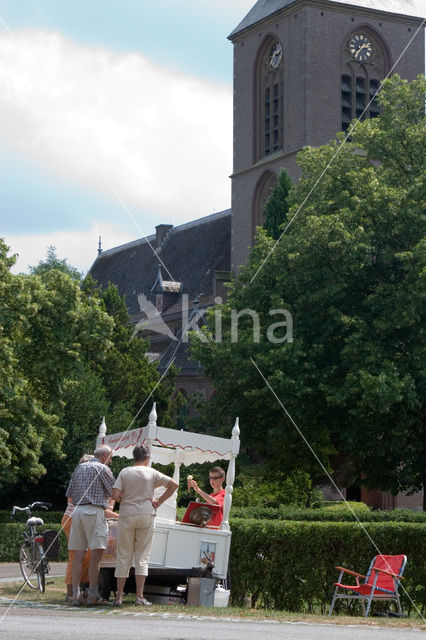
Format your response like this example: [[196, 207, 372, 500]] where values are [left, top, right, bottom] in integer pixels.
[[221, 417, 240, 532]]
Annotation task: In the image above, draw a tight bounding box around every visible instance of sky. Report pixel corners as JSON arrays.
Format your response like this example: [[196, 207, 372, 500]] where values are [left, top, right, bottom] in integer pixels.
[[0, 0, 254, 274]]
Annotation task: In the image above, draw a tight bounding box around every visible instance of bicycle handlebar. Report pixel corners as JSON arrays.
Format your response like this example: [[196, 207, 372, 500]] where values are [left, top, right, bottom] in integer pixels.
[[10, 502, 52, 519], [30, 501, 52, 511]]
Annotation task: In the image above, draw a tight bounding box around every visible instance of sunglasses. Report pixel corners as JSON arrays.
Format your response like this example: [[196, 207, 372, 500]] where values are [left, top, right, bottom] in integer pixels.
[[209, 475, 223, 480]]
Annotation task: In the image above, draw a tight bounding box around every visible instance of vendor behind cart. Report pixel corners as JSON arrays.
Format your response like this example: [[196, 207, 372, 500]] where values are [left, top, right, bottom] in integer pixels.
[[188, 467, 226, 518]]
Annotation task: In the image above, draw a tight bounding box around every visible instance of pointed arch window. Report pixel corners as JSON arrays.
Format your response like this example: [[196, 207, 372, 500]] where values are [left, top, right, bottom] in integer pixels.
[[252, 170, 277, 235], [255, 38, 284, 160], [341, 29, 389, 133]]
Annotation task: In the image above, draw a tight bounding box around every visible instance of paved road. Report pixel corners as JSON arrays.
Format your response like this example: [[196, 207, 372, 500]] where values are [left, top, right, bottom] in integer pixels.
[[0, 563, 66, 582], [1, 608, 424, 640]]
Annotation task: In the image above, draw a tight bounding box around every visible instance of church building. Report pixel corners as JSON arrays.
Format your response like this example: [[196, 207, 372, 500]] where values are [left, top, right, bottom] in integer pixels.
[[89, 0, 424, 508], [229, 0, 424, 268]]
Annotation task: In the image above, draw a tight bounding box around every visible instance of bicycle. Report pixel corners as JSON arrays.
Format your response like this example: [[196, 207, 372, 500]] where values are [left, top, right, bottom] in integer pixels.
[[11, 501, 52, 593]]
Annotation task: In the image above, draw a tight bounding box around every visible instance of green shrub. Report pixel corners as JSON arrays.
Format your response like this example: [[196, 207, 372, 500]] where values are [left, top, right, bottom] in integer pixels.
[[322, 501, 371, 513], [232, 471, 319, 508], [229, 519, 426, 615], [229, 506, 426, 522], [0, 524, 68, 562], [1, 511, 425, 616], [0, 510, 64, 524]]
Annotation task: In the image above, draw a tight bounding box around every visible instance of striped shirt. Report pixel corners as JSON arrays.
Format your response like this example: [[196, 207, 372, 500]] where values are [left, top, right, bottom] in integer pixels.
[[64, 503, 74, 518], [66, 458, 115, 509]]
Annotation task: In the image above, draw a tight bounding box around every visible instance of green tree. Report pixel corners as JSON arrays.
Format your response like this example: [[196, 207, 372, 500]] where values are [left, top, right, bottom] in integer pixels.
[[87, 279, 175, 432], [263, 169, 293, 239], [1, 245, 175, 506], [16, 269, 113, 407], [191, 75, 426, 505], [0, 240, 64, 488], [29, 245, 82, 281]]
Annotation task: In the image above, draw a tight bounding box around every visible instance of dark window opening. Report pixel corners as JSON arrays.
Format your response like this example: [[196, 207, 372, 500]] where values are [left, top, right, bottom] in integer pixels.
[[356, 77, 366, 119], [265, 87, 271, 154], [342, 73, 381, 131], [341, 74, 352, 132], [369, 79, 380, 118]]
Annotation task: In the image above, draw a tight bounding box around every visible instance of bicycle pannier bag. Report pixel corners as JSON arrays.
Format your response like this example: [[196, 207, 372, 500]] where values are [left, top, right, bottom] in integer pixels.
[[42, 529, 59, 560]]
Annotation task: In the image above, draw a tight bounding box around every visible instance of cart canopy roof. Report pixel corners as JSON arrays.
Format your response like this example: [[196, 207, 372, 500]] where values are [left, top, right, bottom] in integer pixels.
[[97, 403, 240, 467]]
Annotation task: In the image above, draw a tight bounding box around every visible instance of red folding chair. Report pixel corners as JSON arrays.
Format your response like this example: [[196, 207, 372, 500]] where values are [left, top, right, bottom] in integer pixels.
[[329, 554, 407, 617]]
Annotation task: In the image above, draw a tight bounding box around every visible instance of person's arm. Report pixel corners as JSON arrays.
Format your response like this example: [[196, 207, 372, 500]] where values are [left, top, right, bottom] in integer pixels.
[[111, 488, 121, 504], [106, 492, 117, 516], [152, 478, 179, 510], [188, 479, 220, 505]]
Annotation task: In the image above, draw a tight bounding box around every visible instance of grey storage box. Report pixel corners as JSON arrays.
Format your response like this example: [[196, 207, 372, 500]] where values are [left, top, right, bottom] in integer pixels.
[[187, 577, 215, 606]]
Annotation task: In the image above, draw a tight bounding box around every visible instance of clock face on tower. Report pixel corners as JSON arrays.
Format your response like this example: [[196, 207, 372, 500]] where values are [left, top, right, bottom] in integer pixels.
[[349, 34, 373, 61], [269, 41, 283, 68]]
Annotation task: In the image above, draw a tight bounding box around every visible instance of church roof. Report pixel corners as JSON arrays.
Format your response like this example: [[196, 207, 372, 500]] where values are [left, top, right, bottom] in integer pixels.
[[229, 0, 424, 38], [89, 209, 231, 318]]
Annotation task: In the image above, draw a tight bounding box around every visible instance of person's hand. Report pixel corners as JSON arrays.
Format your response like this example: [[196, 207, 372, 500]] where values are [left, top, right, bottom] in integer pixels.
[[189, 478, 199, 492], [152, 499, 161, 510]]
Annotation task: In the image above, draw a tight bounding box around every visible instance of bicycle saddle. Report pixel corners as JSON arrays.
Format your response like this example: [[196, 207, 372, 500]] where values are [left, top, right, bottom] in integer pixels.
[[27, 517, 44, 526]]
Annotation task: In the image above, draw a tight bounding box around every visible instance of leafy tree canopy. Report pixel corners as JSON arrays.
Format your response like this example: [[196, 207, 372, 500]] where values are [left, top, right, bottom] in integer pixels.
[[29, 245, 82, 281], [191, 75, 426, 504], [1, 246, 174, 505], [263, 169, 292, 240], [0, 240, 65, 487]]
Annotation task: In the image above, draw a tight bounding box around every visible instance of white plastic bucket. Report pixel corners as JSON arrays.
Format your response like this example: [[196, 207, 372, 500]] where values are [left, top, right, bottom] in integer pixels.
[[214, 586, 230, 607]]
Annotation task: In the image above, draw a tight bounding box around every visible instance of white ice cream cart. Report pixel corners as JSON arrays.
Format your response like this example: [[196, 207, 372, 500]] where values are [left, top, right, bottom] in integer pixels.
[[97, 403, 240, 604]]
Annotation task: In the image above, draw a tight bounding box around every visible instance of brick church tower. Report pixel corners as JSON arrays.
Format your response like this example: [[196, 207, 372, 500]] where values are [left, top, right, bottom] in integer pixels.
[[229, 0, 424, 270]]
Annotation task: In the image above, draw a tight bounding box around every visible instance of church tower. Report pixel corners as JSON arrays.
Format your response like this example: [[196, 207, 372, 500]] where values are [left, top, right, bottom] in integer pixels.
[[229, 0, 425, 270]]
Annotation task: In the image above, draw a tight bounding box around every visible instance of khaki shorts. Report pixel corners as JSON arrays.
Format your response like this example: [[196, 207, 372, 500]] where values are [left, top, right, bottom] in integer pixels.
[[68, 505, 108, 551], [115, 514, 155, 578]]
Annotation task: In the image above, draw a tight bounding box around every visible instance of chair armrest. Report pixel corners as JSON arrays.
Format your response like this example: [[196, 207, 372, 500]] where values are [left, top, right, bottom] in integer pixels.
[[335, 566, 366, 579], [372, 567, 404, 580]]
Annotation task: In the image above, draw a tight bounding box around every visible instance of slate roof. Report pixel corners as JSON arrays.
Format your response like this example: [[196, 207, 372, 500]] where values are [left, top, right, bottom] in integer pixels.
[[229, 0, 424, 38], [157, 307, 208, 375], [89, 210, 231, 318]]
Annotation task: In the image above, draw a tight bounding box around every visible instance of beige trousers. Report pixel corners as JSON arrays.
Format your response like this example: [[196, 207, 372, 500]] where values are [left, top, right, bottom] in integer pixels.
[[114, 514, 155, 578]]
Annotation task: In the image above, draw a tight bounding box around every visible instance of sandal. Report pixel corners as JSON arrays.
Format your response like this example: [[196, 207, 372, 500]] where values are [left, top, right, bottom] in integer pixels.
[[112, 599, 123, 608], [72, 593, 85, 607], [135, 597, 152, 606], [86, 595, 112, 607]]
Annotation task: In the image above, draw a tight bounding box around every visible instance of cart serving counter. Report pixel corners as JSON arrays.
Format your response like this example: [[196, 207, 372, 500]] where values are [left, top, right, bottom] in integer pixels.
[[97, 403, 240, 603]]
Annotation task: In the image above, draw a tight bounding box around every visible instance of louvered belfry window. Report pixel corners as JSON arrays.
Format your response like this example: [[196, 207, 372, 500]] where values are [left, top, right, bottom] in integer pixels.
[[260, 40, 283, 158], [341, 31, 385, 133]]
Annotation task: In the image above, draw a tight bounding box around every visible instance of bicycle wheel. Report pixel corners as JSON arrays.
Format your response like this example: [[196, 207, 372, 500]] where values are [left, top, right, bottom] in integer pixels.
[[19, 541, 38, 589], [35, 545, 46, 593]]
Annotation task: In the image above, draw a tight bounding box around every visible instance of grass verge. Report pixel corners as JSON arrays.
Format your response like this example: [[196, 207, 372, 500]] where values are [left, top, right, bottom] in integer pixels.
[[0, 578, 424, 629]]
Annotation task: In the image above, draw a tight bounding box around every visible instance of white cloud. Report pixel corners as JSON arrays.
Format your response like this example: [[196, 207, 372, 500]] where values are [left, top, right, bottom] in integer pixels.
[[0, 29, 232, 225], [6, 222, 138, 275]]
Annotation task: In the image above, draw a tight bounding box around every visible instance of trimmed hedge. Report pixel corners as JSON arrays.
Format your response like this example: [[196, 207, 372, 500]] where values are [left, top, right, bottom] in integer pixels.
[[3, 506, 426, 524], [1, 517, 425, 616], [229, 519, 426, 614], [229, 506, 426, 522], [1, 510, 64, 524], [0, 524, 68, 563]]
